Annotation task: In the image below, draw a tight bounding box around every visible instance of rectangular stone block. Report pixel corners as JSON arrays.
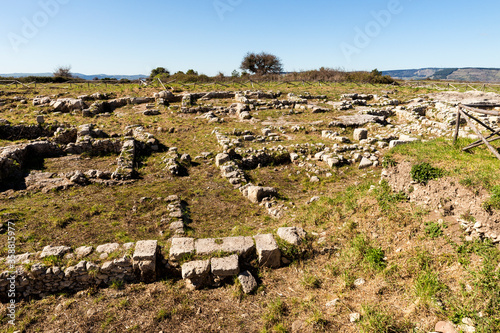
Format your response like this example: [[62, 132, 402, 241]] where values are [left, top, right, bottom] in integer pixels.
[[169, 237, 195, 260], [253, 234, 281, 268], [133, 240, 158, 261], [221, 236, 255, 257], [211, 254, 239, 277], [195, 238, 222, 256], [181, 260, 210, 280]]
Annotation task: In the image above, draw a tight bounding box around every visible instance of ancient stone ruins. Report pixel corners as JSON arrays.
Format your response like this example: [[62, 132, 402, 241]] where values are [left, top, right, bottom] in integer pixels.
[[2, 87, 500, 305]]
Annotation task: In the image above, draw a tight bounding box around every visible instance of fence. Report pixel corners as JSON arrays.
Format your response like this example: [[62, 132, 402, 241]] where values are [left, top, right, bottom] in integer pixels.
[[453, 104, 500, 161], [2, 77, 500, 93]]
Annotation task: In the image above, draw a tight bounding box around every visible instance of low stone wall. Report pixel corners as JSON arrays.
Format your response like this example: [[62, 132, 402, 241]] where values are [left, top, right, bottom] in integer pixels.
[[0, 228, 307, 302], [0, 124, 55, 141], [0, 240, 159, 303]]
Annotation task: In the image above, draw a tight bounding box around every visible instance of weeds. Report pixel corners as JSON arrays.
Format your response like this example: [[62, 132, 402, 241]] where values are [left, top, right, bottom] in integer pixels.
[[42, 255, 62, 267], [413, 270, 447, 307], [482, 185, 500, 211], [155, 308, 172, 322], [300, 273, 322, 289], [358, 304, 412, 333], [109, 279, 124, 290], [262, 298, 288, 330], [424, 221, 444, 238], [350, 234, 387, 271], [410, 162, 445, 184]]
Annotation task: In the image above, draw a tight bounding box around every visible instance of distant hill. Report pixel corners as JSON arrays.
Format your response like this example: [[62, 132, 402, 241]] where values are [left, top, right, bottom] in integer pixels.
[[382, 68, 500, 83], [0, 73, 147, 81]]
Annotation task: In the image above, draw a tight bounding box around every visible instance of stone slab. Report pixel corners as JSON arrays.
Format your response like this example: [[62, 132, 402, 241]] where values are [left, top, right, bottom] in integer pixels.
[[169, 237, 195, 260]]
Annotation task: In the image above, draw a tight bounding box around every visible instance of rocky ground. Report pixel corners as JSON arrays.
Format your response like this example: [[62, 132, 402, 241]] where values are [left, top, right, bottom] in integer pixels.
[[0, 82, 499, 332]]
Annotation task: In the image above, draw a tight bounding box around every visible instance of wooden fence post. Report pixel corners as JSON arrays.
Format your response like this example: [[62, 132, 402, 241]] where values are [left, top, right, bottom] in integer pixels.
[[453, 105, 461, 144]]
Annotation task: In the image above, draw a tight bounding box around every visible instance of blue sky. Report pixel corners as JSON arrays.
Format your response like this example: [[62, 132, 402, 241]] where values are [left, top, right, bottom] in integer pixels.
[[0, 0, 499, 76]]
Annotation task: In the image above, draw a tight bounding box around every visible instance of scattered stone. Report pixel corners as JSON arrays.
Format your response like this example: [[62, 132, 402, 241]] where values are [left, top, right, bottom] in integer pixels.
[[349, 313, 360, 323], [143, 109, 160, 116], [246, 186, 277, 203], [95, 243, 119, 254], [310, 176, 320, 182], [74, 246, 93, 258], [40, 245, 71, 258], [326, 299, 339, 307], [277, 227, 306, 246], [238, 270, 258, 294], [358, 157, 373, 169], [435, 321, 458, 333], [353, 128, 368, 141], [354, 278, 365, 286], [308, 196, 320, 204]]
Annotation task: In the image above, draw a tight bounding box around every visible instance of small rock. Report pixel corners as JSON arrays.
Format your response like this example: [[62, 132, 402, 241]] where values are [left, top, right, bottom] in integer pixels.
[[326, 299, 339, 307], [310, 176, 320, 182], [277, 227, 307, 246], [435, 321, 458, 333], [354, 278, 365, 286], [358, 157, 373, 169], [74, 246, 93, 258], [95, 243, 119, 254], [308, 196, 320, 204], [238, 270, 258, 294], [353, 128, 368, 141], [349, 313, 360, 323]]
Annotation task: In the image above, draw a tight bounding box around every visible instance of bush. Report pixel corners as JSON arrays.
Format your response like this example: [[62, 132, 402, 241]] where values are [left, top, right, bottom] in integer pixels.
[[483, 185, 500, 211], [410, 162, 445, 184]]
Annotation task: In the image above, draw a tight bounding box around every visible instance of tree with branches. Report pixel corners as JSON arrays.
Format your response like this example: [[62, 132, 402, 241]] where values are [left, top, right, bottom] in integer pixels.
[[240, 52, 283, 75], [53, 65, 73, 78], [150, 67, 169, 78]]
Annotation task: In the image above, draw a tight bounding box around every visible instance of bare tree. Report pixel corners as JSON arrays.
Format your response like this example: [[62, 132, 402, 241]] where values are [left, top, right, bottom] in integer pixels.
[[53, 65, 73, 78], [240, 52, 283, 75]]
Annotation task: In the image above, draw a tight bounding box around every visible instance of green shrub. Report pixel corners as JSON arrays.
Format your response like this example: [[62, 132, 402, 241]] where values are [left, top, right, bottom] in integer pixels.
[[483, 185, 500, 211], [364, 247, 387, 271], [410, 162, 444, 184]]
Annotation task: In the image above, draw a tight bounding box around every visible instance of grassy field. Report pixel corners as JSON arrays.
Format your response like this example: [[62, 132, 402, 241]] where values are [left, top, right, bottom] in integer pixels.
[[0, 82, 499, 332]]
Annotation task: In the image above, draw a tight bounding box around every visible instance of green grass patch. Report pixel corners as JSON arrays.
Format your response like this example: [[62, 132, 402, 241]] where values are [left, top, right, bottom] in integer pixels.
[[391, 138, 500, 190], [424, 221, 445, 238], [358, 304, 413, 333]]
